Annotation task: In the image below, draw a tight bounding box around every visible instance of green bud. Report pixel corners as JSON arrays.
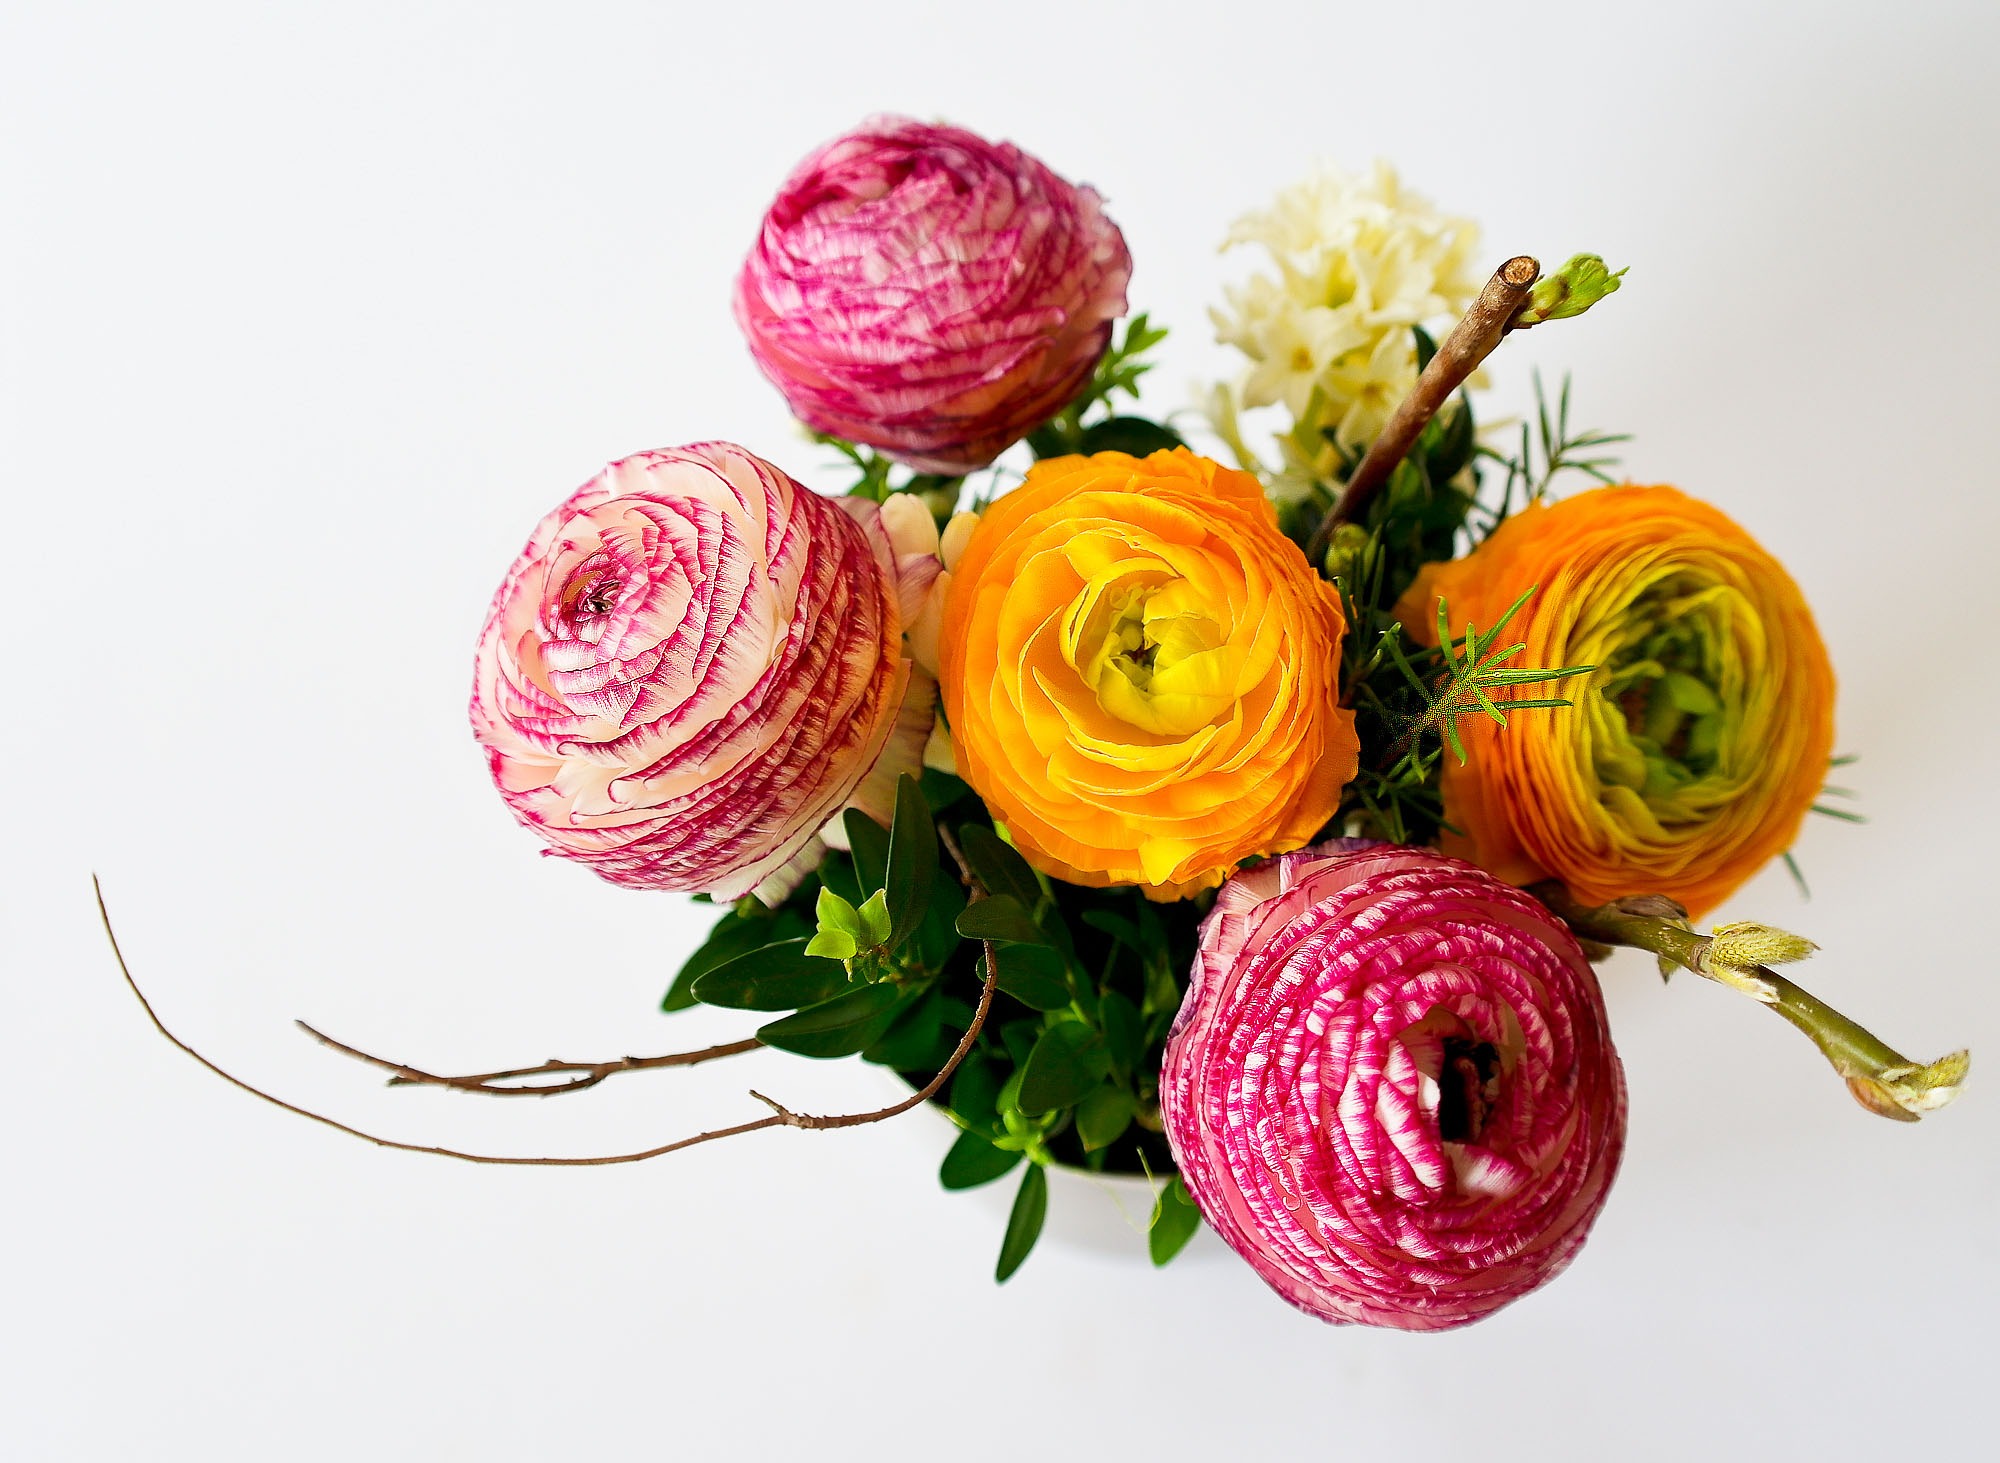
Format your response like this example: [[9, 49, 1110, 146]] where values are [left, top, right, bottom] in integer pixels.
[[1515, 254, 1626, 327], [1322, 521, 1372, 581], [1847, 1048, 1970, 1121]]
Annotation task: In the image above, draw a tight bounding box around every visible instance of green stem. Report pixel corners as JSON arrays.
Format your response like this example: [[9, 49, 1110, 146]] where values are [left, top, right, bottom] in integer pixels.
[[1535, 883, 1968, 1123]]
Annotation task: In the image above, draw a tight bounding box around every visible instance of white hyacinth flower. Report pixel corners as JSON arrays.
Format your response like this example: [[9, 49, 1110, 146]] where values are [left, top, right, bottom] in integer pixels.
[[1209, 161, 1483, 497]]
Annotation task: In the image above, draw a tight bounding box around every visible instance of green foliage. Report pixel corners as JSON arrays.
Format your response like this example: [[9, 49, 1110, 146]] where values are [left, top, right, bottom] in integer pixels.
[[658, 772, 1191, 1281], [995, 1163, 1048, 1283], [1316, 344, 1620, 845], [1148, 1176, 1202, 1266], [1473, 371, 1631, 518], [1338, 588, 1593, 846]]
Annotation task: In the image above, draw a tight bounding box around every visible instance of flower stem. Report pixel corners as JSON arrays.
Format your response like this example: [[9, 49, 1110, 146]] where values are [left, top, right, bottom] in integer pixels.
[[1305, 255, 1540, 563], [1534, 882, 1968, 1122]]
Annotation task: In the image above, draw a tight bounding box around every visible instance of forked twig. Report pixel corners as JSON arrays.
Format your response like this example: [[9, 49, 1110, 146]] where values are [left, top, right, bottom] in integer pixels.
[[96, 874, 1000, 1165], [294, 1024, 763, 1096]]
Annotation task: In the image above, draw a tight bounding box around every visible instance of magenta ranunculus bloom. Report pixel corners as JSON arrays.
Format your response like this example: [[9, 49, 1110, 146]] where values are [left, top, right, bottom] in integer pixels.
[[470, 443, 935, 902], [1162, 841, 1627, 1330], [734, 117, 1133, 475]]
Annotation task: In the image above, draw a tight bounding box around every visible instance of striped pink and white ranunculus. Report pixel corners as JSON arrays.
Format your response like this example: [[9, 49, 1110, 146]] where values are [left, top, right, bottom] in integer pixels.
[[1162, 841, 1627, 1331], [734, 117, 1132, 475], [470, 443, 936, 902]]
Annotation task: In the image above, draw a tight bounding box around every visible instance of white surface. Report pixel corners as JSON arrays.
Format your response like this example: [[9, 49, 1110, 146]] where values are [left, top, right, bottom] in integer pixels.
[[5, 2, 1997, 1458]]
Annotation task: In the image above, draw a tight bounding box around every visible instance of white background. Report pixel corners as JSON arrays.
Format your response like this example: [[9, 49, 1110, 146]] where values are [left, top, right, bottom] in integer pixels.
[[5, 2, 1997, 1458]]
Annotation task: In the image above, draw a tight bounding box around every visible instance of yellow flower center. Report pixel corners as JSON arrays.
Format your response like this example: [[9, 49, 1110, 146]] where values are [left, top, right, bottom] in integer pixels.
[[1065, 570, 1237, 740]]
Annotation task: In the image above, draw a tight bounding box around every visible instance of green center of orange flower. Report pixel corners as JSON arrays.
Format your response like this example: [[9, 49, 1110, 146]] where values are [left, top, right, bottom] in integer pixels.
[[1579, 570, 1747, 813]]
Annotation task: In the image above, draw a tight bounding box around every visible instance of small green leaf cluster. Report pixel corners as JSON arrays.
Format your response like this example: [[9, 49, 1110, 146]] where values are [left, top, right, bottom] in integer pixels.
[[662, 770, 1208, 1282]]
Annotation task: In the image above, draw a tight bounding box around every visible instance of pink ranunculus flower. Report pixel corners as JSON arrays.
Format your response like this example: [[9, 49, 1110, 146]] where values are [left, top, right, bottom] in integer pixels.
[[470, 443, 936, 902], [734, 117, 1132, 475], [1161, 841, 1627, 1331]]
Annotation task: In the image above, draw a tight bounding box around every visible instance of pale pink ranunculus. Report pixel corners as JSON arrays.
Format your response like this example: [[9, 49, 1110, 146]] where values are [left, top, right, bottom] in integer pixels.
[[1162, 841, 1627, 1331], [734, 117, 1132, 475], [470, 443, 935, 902]]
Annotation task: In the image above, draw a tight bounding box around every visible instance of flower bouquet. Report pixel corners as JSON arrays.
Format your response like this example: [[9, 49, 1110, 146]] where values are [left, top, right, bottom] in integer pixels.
[[114, 116, 1967, 1331]]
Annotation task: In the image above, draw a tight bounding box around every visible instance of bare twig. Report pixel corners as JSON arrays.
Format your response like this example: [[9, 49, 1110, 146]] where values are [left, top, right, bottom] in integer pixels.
[[1305, 255, 1541, 563], [97, 873, 1001, 1166], [294, 1024, 763, 1096]]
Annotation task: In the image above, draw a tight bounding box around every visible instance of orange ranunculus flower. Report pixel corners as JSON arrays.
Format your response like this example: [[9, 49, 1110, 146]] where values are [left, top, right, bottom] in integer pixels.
[[939, 448, 1359, 898], [1396, 484, 1835, 920]]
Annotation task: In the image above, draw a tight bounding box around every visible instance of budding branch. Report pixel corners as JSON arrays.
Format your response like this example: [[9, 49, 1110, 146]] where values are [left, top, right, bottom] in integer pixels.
[[1305, 254, 1541, 565]]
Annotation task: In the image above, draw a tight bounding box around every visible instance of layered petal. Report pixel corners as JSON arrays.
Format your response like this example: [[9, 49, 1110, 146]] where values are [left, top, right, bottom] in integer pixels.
[[734, 117, 1131, 473], [1161, 842, 1627, 1330], [1396, 485, 1836, 919], [470, 443, 930, 901], [939, 448, 1358, 898]]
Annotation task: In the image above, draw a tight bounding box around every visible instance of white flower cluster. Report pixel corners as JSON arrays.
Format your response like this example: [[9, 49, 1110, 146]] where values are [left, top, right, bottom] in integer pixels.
[[1211, 161, 1482, 458]]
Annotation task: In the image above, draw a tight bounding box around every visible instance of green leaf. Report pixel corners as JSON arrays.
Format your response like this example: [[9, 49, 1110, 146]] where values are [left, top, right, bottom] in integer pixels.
[[842, 808, 890, 893], [919, 767, 975, 813], [1076, 1084, 1135, 1152], [804, 928, 857, 961], [756, 983, 902, 1058], [956, 895, 1049, 946], [692, 938, 849, 1012], [863, 988, 944, 1069], [1412, 323, 1439, 374], [1149, 1177, 1202, 1266], [816, 886, 864, 939], [916, 871, 968, 970], [950, 1054, 1003, 1131], [883, 774, 936, 953], [957, 824, 1043, 912], [664, 909, 797, 1012], [855, 889, 893, 949], [992, 944, 1072, 1011], [1098, 991, 1143, 1082], [1018, 1022, 1112, 1114], [995, 1163, 1048, 1283], [1075, 415, 1187, 457], [940, 1129, 1022, 1190]]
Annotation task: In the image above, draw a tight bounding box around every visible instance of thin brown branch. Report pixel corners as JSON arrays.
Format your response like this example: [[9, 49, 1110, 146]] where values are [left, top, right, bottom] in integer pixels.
[[293, 1023, 763, 1097], [1306, 255, 1541, 562], [98, 873, 1001, 1165]]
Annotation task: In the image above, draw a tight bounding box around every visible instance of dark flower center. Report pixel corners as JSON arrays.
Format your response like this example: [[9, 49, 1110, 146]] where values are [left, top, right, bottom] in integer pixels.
[[1437, 1037, 1503, 1144]]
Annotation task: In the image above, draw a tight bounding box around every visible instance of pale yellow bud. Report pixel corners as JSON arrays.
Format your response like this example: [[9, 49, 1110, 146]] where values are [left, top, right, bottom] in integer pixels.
[[940, 511, 980, 572], [1708, 922, 1819, 970]]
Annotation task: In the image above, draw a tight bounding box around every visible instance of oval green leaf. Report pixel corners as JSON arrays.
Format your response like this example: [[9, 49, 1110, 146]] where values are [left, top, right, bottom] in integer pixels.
[[691, 938, 849, 1012], [884, 774, 936, 953], [995, 1163, 1048, 1283], [1150, 1175, 1203, 1266], [756, 982, 902, 1058], [1017, 1022, 1112, 1114], [993, 944, 1071, 1012], [957, 824, 1043, 912], [939, 1130, 1022, 1191], [956, 895, 1048, 946]]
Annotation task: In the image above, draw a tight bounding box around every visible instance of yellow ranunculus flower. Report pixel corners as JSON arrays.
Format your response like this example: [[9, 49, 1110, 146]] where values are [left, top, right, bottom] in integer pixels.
[[1396, 484, 1836, 920], [939, 449, 1358, 898]]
